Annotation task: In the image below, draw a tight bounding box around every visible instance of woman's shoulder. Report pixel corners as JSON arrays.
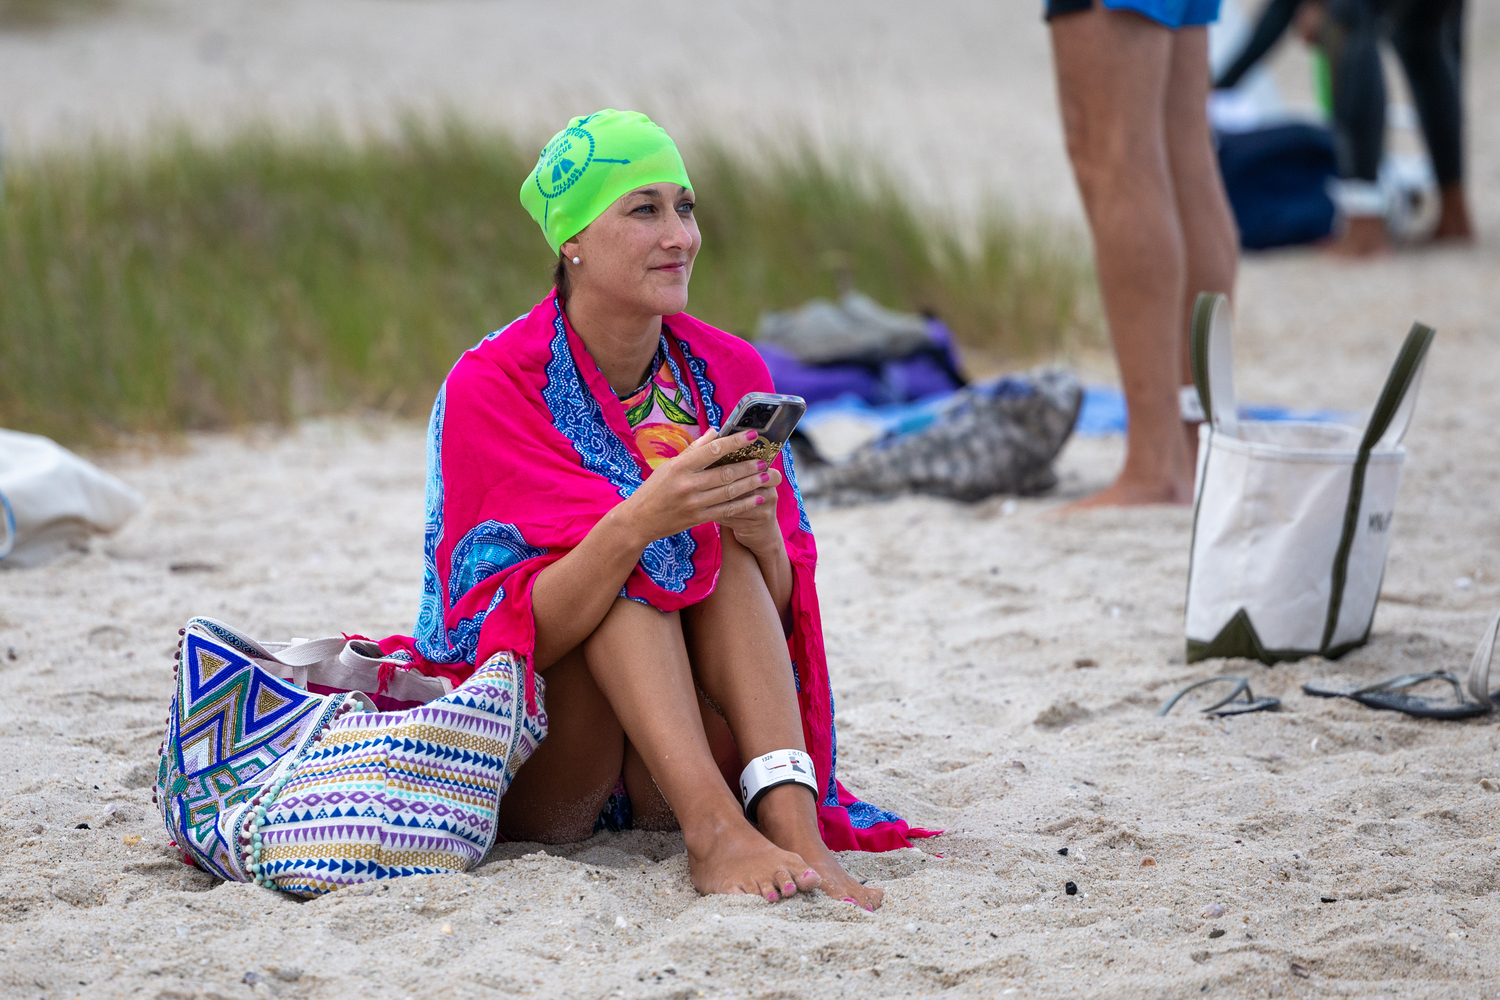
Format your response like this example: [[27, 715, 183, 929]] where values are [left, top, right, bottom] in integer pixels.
[[449, 295, 560, 385]]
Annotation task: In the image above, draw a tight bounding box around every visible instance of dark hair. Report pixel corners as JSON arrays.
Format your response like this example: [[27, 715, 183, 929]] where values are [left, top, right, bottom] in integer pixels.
[[553, 254, 570, 301]]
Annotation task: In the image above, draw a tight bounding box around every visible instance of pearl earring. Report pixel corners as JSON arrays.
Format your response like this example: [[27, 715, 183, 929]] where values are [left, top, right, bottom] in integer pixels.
[[571, 256, 580, 265]]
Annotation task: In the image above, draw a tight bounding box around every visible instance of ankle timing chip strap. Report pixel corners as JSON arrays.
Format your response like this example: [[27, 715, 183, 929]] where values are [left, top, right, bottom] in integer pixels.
[[739, 749, 819, 824]]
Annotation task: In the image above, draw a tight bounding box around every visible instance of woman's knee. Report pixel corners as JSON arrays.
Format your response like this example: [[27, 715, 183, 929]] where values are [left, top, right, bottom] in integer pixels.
[[1060, 97, 1168, 208], [586, 596, 684, 656]]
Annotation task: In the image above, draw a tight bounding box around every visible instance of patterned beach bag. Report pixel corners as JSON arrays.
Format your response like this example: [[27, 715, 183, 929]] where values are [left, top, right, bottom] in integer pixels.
[[1184, 293, 1435, 665], [157, 617, 546, 895]]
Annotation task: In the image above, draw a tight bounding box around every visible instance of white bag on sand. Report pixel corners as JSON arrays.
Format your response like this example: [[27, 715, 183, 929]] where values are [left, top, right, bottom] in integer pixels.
[[0, 428, 143, 567], [1184, 294, 1434, 664]]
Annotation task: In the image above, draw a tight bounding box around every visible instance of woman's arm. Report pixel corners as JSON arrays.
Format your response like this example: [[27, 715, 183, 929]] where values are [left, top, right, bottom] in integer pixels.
[[529, 503, 656, 671], [529, 429, 777, 670]]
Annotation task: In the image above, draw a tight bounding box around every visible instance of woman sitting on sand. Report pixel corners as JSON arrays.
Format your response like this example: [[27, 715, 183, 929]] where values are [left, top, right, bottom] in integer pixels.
[[384, 108, 929, 907], [158, 109, 924, 899], [160, 109, 926, 906]]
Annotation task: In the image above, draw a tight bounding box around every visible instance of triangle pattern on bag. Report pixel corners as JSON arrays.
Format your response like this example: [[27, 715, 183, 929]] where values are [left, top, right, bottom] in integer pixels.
[[1187, 609, 1277, 666]]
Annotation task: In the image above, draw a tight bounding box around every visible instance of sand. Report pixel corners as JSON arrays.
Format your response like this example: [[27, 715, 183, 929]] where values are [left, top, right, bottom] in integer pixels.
[[4, 2, 1500, 997]]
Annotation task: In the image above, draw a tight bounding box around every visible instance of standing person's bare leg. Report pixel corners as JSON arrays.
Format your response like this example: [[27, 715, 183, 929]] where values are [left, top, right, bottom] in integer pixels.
[[1163, 24, 1239, 464], [1051, 8, 1193, 507], [683, 532, 885, 911]]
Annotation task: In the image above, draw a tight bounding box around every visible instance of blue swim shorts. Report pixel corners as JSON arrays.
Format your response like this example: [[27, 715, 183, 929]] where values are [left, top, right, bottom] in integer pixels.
[[1044, 0, 1221, 29]]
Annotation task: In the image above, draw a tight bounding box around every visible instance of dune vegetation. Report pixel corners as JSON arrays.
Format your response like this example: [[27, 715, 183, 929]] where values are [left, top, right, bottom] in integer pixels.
[[0, 121, 1094, 444]]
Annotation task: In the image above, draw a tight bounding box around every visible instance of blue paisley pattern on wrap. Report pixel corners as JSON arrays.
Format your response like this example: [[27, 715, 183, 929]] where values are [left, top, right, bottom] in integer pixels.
[[540, 302, 696, 594], [659, 336, 698, 421], [414, 385, 455, 664], [416, 315, 532, 666], [441, 588, 507, 667], [780, 443, 813, 534], [448, 521, 548, 607], [541, 326, 643, 499]]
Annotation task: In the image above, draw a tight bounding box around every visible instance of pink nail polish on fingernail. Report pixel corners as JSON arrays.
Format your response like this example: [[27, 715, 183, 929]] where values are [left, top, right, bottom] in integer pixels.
[[760, 472, 771, 483], [745, 430, 758, 441], [757, 460, 768, 471], [754, 496, 765, 505]]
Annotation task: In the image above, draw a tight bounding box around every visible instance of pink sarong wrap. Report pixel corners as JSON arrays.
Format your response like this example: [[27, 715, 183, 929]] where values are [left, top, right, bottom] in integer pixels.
[[374, 291, 935, 852]]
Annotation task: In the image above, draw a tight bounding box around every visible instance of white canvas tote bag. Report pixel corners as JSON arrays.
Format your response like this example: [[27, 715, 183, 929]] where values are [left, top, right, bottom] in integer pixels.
[[0, 428, 143, 567], [1184, 293, 1434, 664]]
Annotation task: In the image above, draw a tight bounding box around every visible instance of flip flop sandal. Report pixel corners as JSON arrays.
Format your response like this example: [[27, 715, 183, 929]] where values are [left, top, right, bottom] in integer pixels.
[[1301, 608, 1500, 721], [1301, 670, 1490, 719], [1158, 676, 1281, 717]]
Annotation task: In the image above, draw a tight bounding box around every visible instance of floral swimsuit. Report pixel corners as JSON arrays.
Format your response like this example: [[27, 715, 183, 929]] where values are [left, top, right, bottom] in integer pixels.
[[620, 336, 699, 469]]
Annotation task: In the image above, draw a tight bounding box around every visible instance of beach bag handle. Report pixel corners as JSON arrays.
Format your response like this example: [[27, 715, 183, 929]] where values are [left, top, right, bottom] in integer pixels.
[[190, 616, 418, 692], [1190, 293, 1434, 449], [1359, 321, 1436, 452], [1190, 293, 1239, 437], [1319, 320, 1434, 650]]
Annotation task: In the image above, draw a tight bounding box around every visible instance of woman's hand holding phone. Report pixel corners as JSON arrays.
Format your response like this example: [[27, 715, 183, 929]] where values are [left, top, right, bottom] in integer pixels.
[[617, 428, 783, 551]]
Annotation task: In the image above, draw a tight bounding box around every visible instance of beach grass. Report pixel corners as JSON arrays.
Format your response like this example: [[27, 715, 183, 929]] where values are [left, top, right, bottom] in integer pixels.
[[0, 121, 1094, 444], [0, 0, 117, 29]]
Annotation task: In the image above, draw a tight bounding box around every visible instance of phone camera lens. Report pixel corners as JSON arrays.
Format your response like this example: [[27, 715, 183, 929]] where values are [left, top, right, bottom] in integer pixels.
[[744, 404, 775, 430]]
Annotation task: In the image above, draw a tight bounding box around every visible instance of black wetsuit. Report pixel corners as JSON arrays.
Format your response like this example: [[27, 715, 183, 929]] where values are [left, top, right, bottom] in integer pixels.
[[1215, 0, 1465, 185]]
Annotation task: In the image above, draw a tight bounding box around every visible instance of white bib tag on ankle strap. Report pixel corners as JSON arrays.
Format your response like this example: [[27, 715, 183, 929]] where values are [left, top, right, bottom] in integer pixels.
[[739, 749, 819, 824]]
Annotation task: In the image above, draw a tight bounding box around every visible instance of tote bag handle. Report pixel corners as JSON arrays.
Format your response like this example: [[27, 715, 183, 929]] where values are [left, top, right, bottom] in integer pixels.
[[1319, 321, 1436, 651], [1360, 322, 1436, 452], [1189, 293, 1239, 438]]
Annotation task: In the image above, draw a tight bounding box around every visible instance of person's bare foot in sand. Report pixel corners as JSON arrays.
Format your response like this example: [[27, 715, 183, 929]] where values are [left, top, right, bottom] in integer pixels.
[[1059, 426, 1195, 511], [1061, 471, 1194, 511], [1428, 183, 1475, 245], [683, 809, 822, 901], [1325, 215, 1394, 258], [756, 785, 884, 910]]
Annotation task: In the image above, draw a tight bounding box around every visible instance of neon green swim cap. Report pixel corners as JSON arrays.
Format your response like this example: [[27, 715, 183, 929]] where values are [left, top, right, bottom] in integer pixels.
[[520, 110, 693, 255]]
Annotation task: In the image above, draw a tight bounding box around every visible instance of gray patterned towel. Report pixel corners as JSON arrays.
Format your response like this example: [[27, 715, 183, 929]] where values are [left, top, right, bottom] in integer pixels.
[[799, 367, 1082, 502]]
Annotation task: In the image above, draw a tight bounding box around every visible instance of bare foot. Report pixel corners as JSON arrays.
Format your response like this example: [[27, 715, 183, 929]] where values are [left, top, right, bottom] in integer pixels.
[[756, 785, 884, 911], [1324, 215, 1393, 258], [1428, 184, 1475, 245], [1056, 472, 1193, 512], [684, 812, 821, 902]]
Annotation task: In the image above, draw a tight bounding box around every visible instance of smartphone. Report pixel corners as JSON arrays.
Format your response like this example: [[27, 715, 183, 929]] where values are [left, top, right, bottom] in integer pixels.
[[706, 392, 807, 469]]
